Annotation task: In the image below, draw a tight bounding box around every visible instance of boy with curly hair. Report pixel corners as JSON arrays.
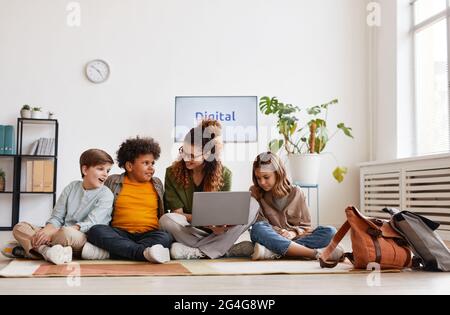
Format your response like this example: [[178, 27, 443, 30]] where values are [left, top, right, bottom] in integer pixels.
[[83, 137, 173, 263]]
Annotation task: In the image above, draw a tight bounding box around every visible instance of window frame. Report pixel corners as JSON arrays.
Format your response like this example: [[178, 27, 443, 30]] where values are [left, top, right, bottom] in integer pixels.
[[411, 0, 450, 155]]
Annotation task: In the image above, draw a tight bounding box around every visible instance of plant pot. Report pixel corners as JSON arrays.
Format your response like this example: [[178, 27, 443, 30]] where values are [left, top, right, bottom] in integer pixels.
[[0, 177, 5, 192], [21, 109, 31, 118], [48, 113, 55, 119], [288, 153, 321, 185], [31, 111, 42, 119]]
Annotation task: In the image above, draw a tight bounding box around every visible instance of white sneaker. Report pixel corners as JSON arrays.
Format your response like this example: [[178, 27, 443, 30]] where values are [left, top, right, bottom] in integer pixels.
[[316, 245, 345, 261], [1, 241, 25, 259], [81, 242, 110, 260], [143, 244, 170, 264], [41, 245, 72, 265], [252, 243, 280, 260], [170, 242, 205, 260]]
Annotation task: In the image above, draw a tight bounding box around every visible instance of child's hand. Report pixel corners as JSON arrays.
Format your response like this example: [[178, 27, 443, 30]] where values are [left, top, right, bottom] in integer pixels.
[[32, 225, 58, 248], [279, 229, 296, 240], [70, 225, 81, 231], [299, 227, 314, 236], [32, 229, 52, 248]]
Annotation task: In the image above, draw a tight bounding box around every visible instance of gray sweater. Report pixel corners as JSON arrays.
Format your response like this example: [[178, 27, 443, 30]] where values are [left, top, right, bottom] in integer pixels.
[[46, 181, 114, 233]]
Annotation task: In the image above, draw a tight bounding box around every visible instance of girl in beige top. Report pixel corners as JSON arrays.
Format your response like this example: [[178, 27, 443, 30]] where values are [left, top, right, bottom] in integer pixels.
[[250, 152, 344, 261]]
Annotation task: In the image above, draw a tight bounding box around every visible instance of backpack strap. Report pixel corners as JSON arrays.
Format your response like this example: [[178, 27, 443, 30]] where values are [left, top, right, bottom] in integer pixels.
[[382, 207, 400, 216], [319, 221, 351, 268]]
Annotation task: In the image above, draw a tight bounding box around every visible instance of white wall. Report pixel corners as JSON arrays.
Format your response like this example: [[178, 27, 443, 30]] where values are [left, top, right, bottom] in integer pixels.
[[0, 0, 369, 231]]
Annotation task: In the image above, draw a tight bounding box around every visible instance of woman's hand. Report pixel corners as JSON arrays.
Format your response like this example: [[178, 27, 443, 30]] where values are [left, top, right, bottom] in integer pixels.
[[278, 229, 296, 240], [184, 214, 192, 223]]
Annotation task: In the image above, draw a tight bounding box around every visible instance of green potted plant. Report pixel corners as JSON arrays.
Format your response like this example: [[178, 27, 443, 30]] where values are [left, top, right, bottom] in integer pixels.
[[259, 96, 353, 183], [21, 105, 31, 118], [31, 107, 43, 119], [0, 168, 5, 192]]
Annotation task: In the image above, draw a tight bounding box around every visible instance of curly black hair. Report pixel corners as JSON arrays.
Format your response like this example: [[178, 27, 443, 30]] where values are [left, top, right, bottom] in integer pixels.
[[116, 137, 161, 169]]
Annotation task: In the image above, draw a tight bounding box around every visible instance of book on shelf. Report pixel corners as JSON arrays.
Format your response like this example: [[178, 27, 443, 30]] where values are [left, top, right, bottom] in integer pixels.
[[26, 160, 54, 192], [38, 138, 45, 155], [26, 161, 33, 192], [43, 160, 54, 192], [32, 160, 44, 191], [28, 140, 39, 155], [0, 125, 15, 155], [4, 126, 15, 155], [27, 137, 55, 156], [50, 138, 55, 155], [0, 125, 5, 155], [40, 138, 45, 155]]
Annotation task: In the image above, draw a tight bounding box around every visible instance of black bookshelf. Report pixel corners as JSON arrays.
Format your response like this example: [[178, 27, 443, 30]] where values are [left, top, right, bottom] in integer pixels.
[[0, 118, 59, 231]]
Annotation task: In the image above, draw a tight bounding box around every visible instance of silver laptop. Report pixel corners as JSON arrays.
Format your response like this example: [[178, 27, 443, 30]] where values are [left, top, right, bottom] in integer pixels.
[[191, 191, 251, 227]]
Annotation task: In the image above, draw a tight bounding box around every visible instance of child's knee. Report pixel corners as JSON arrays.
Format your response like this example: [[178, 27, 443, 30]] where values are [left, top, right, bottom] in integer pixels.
[[53, 227, 86, 247], [52, 227, 72, 246], [323, 226, 337, 236], [316, 226, 337, 239], [12, 222, 26, 237], [250, 221, 267, 242], [86, 224, 109, 240], [88, 224, 108, 233], [13, 222, 34, 240], [252, 221, 267, 230]]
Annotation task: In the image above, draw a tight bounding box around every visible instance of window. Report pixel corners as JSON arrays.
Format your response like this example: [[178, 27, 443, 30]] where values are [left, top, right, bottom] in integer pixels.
[[412, 0, 450, 155]]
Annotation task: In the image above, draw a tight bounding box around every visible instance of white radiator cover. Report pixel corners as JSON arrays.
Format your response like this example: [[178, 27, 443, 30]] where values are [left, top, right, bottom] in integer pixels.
[[360, 154, 450, 240]]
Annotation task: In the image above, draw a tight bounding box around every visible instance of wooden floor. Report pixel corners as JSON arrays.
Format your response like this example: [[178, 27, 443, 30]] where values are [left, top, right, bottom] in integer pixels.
[[0, 264, 449, 295], [1, 234, 449, 295]]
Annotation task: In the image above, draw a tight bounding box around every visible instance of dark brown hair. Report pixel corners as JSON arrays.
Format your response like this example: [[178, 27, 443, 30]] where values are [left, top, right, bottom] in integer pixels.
[[79, 149, 114, 178], [116, 137, 161, 169]]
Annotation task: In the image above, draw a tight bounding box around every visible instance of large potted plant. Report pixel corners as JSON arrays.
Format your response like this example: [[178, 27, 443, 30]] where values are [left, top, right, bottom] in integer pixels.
[[259, 96, 353, 184]]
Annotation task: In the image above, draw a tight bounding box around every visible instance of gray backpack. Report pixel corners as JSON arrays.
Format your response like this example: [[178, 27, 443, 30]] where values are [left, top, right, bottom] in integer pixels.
[[383, 208, 450, 272]]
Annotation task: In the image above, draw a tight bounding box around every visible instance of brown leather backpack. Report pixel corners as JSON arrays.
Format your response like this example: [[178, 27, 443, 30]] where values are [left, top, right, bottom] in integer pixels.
[[320, 206, 412, 270]]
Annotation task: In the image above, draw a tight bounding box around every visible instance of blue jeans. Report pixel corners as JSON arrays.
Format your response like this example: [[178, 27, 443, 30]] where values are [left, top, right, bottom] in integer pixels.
[[87, 225, 173, 261], [250, 221, 336, 256]]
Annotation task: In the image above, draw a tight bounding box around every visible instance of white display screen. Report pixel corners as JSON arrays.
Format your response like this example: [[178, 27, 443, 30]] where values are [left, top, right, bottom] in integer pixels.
[[174, 96, 258, 143]]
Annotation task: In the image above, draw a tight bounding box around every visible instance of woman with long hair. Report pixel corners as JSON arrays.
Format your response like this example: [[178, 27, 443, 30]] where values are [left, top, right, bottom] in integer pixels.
[[160, 119, 258, 259]]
